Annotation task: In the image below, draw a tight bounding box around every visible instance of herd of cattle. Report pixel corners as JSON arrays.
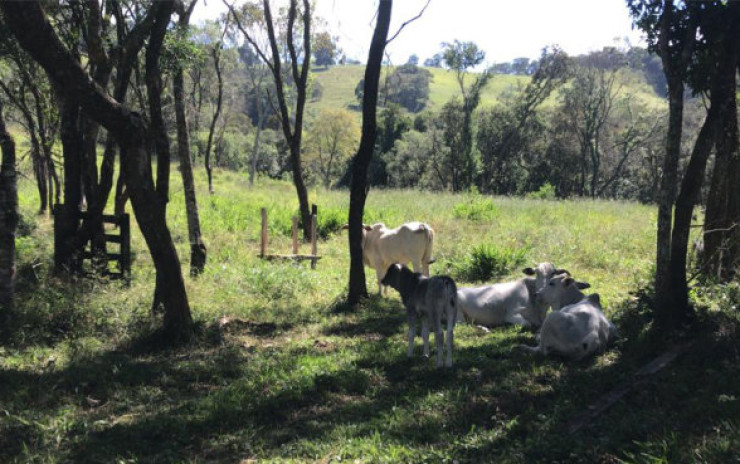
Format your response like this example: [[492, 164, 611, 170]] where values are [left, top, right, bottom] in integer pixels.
[[356, 221, 619, 368]]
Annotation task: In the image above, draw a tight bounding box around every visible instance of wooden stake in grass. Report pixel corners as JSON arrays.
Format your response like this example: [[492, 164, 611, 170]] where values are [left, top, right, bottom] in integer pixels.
[[261, 207, 268, 259], [292, 216, 299, 255], [311, 213, 318, 269]]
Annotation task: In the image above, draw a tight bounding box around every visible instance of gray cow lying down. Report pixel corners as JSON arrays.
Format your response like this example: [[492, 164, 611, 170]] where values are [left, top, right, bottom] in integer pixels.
[[381, 263, 457, 368], [521, 276, 618, 360], [456, 263, 570, 328]]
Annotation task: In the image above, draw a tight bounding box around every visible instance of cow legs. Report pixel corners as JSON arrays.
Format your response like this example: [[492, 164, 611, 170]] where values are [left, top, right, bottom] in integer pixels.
[[445, 312, 455, 368], [434, 315, 444, 368], [406, 309, 416, 358], [375, 267, 385, 295]]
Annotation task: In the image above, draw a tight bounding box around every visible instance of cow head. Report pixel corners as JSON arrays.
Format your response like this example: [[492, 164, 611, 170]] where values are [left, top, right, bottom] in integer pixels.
[[380, 263, 404, 291], [535, 274, 591, 310], [523, 262, 569, 293]]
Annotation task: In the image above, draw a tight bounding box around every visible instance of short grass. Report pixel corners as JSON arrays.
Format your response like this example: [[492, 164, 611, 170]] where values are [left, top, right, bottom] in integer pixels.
[[3, 166, 740, 463]]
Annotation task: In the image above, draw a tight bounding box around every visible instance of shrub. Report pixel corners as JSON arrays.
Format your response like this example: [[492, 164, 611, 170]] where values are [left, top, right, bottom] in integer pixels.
[[453, 197, 498, 222], [526, 182, 557, 200], [453, 243, 529, 283]]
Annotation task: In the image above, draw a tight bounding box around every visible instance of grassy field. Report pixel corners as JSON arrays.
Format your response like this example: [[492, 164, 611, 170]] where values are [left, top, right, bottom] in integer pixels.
[[3, 167, 740, 463]]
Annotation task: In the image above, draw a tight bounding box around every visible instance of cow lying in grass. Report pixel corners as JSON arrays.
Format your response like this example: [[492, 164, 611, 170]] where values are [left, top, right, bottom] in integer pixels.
[[535, 272, 592, 311], [457, 263, 570, 328], [381, 263, 457, 368], [344, 222, 435, 295], [521, 275, 617, 360]]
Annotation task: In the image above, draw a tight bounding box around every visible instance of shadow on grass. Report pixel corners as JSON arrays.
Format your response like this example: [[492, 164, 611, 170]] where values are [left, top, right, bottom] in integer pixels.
[[3, 292, 740, 463]]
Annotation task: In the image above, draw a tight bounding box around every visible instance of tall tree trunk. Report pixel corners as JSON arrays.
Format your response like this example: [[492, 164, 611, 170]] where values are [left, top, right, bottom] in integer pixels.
[[57, 97, 84, 274], [174, 1, 207, 276], [0, 99, 18, 311], [703, 70, 740, 281], [0, 1, 193, 340], [654, 79, 685, 321], [347, 0, 392, 305], [653, 1, 698, 323]]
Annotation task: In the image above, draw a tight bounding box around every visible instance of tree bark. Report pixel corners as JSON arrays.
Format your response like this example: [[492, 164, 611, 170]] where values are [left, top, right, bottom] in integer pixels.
[[0, 1, 193, 340], [703, 67, 740, 281], [669, 95, 723, 318], [653, 0, 697, 321], [0, 99, 18, 311], [57, 96, 84, 274], [347, 0, 392, 305], [174, 1, 207, 276]]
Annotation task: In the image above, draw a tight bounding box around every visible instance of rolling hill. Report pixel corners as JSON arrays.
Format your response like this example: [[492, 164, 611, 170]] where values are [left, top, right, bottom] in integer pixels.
[[308, 63, 666, 118]]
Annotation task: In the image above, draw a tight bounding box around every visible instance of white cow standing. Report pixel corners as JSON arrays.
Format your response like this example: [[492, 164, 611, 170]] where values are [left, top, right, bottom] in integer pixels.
[[347, 222, 435, 295]]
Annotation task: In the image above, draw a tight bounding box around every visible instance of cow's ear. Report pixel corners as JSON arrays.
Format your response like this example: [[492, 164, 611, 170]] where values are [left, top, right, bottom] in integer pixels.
[[575, 281, 591, 290], [523, 267, 535, 275], [563, 277, 575, 287]]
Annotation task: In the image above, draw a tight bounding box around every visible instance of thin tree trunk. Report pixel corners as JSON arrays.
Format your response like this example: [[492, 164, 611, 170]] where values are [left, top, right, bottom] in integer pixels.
[[174, 1, 206, 276], [653, 1, 697, 323], [205, 41, 224, 195], [347, 0, 392, 305], [249, 92, 265, 186], [0, 99, 18, 311]]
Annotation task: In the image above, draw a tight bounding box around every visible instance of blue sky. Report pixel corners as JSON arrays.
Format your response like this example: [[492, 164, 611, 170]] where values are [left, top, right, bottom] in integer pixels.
[[194, 0, 645, 65]]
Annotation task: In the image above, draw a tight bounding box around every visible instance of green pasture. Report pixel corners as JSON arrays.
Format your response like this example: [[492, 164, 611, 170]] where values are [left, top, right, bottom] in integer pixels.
[[309, 64, 666, 116], [3, 167, 740, 463]]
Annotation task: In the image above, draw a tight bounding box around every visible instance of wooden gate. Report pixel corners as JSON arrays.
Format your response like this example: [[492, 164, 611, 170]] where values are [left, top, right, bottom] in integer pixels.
[[53, 205, 131, 280]]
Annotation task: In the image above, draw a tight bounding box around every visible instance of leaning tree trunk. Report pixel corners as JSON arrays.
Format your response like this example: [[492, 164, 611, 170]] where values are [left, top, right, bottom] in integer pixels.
[[0, 1, 193, 340], [347, 0, 392, 305], [0, 99, 18, 311]]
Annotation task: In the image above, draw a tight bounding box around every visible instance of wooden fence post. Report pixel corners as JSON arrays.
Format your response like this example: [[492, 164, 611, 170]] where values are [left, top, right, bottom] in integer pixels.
[[311, 213, 318, 269], [261, 207, 267, 258]]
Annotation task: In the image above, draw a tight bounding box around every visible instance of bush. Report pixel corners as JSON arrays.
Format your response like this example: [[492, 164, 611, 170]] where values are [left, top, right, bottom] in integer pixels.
[[453, 243, 529, 283], [526, 182, 557, 200], [453, 197, 498, 221]]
